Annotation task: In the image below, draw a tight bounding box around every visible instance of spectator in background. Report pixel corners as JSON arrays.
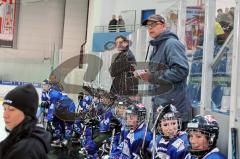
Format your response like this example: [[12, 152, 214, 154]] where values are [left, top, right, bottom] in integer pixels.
[[217, 9, 225, 23], [215, 21, 225, 45], [217, 8, 232, 33], [49, 74, 64, 91], [109, 35, 138, 96], [0, 84, 51, 159], [225, 7, 229, 14], [108, 15, 118, 32], [228, 7, 234, 27], [117, 15, 126, 32]]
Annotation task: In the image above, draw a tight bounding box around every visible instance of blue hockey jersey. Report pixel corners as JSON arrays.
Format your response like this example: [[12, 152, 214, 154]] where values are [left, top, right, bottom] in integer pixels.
[[184, 147, 226, 159], [59, 94, 76, 113], [118, 122, 153, 159], [99, 106, 114, 132], [41, 91, 50, 102], [149, 131, 189, 159]]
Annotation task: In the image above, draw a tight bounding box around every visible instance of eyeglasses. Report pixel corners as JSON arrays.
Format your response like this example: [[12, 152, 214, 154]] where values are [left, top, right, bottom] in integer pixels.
[[145, 22, 162, 29]]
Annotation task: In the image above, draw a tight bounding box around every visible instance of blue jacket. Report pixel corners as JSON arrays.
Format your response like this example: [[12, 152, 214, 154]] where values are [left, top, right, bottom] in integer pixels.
[[148, 30, 191, 121]]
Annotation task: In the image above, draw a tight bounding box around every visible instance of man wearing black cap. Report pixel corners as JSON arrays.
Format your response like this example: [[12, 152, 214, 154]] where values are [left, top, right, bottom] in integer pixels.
[[0, 84, 51, 159], [139, 14, 191, 129]]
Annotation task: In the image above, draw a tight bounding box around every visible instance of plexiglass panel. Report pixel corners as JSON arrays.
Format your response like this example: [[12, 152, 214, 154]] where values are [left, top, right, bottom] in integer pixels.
[[210, 0, 235, 115]]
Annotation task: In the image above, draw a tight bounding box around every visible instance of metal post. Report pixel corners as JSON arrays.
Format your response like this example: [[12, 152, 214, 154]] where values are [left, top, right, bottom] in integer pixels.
[[200, 0, 216, 114], [177, 0, 187, 44], [228, 0, 240, 158]]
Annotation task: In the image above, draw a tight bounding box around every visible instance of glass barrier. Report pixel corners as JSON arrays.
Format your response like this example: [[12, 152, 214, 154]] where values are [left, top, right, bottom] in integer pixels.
[[0, 57, 51, 83], [187, 0, 205, 109]]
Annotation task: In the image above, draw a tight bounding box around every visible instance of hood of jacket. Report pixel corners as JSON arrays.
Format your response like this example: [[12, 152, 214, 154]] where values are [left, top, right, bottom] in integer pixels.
[[31, 126, 51, 153], [150, 30, 179, 46]]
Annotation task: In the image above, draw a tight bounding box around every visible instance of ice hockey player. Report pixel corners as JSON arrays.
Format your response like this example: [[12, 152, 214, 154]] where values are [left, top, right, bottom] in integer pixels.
[[117, 103, 153, 159], [149, 104, 189, 159], [185, 115, 226, 159]]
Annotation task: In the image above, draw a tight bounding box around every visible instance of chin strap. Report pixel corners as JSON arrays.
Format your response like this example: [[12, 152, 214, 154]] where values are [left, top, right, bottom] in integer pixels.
[[190, 147, 214, 159]]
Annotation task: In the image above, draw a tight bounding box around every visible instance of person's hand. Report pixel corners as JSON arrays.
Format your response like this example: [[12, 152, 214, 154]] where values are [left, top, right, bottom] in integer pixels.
[[134, 70, 147, 79], [138, 70, 151, 81]]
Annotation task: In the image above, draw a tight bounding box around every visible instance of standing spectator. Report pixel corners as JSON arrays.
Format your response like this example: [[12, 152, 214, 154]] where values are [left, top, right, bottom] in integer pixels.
[[108, 15, 118, 32], [0, 84, 51, 159], [215, 21, 225, 45], [217, 9, 224, 23], [117, 15, 126, 32], [218, 8, 232, 33], [228, 7, 234, 27], [109, 35, 138, 96], [49, 74, 64, 91], [140, 14, 191, 129]]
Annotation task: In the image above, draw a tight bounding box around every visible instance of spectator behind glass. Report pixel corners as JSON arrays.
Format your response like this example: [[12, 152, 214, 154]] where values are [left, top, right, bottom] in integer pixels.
[[0, 84, 51, 159], [117, 15, 126, 32], [108, 14, 118, 32]]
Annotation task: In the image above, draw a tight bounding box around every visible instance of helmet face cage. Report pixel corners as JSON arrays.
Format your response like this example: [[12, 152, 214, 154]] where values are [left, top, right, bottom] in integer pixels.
[[125, 104, 146, 130], [42, 80, 50, 91], [187, 129, 217, 157], [157, 112, 182, 139], [115, 101, 128, 118], [187, 115, 219, 157]]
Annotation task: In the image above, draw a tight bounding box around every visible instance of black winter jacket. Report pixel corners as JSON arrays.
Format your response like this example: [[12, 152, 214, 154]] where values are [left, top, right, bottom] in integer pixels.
[[0, 126, 51, 159], [109, 49, 138, 95]]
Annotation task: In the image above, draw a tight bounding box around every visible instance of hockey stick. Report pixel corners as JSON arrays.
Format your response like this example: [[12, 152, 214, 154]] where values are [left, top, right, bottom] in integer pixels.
[[231, 127, 238, 159], [109, 128, 116, 157], [142, 111, 152, 149]]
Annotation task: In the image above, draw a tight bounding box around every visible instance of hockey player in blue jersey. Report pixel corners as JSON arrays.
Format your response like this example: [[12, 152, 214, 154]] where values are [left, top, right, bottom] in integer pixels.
[[184, 115, 226, 159], [81, 91, 116, 158], [114, 97, 131, 130], [49, 74, 64, 91], [48, 90, 76, 147], [37, 79, 51, 122], [149, 104, 189, 159], [118, 103, 153, 159], [79, 95, 93, 112], [107, 97, 131, 159]]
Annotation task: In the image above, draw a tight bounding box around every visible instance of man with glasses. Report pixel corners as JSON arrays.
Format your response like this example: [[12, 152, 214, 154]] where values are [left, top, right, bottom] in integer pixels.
[[139, 14, 191, 130]]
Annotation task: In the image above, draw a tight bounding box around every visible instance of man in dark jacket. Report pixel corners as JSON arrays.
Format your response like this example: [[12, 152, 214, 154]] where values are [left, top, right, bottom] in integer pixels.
[[109, 35, 138, 96], [108, 15, 118, 32], [139, 14, 192, 129], [0, 84, 51, 159]]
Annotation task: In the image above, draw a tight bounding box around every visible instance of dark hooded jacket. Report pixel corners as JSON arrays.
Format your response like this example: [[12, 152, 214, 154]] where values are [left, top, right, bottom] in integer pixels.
[[148, 30, 191, 122], [109, 49, 138, 96], [0, 126, 51, 159]]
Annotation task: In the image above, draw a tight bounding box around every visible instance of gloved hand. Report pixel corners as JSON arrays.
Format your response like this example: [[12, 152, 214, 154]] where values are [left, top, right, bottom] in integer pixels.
[[84, 117, 99, 126], [40, 101, 50, 108], [109, 118, 122, 133]]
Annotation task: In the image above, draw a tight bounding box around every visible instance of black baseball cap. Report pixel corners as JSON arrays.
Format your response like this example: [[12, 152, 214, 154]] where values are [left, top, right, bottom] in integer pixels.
[[142, 14, 165, 26]]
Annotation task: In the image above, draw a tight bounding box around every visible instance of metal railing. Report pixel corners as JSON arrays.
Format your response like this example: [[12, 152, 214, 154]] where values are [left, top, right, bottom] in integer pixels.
[[94, 24, 141, 32]]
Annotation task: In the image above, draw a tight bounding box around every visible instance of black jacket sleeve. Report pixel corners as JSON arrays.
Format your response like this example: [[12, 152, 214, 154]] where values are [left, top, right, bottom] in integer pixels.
[[109, 50, 136, 77]]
